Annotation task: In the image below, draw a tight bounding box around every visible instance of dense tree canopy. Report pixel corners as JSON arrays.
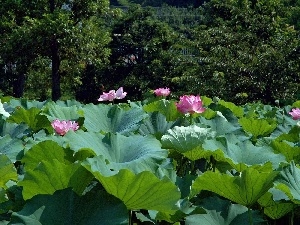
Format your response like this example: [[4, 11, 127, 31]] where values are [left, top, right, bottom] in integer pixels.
[[1, 0, 299, 104], [167, 0, 300, 104], [0, 0, 110, 100]]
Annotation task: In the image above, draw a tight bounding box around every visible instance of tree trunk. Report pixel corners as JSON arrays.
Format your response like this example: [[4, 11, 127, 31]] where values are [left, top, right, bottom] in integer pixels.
[[51, 36, 61, 101], [49, 0, 61, 101], [13, 72, 25, 98]]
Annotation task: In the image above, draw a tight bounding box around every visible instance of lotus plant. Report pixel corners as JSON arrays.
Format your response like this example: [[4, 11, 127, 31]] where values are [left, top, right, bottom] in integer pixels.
[[289, 108, 300, 120], [153, 87, 170, 97], [0, 100, 10, 118], [98, 87, 127, 101], [175, 95, 205, 114], [51, 119, 79, 136]]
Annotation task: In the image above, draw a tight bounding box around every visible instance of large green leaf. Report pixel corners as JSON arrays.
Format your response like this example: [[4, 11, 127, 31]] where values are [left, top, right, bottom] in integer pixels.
[[161, 125, 215, 160], [21, 140, 74, 171], [9, 188, 128, 225], [65, 131, 167, 173], [54, 99, 82, 107], [197, 116, 241, 136], [83, 168, 180, 212], [41, 102, 80, 121], [0, 119, 29, 139], [7, 107, 50, 132], [18, 160, 93, 200], [190, 168, 278, 207], [0, 135, 24, 161], [143, 99, 182, 121], [258, 192, 294, 220], [0, 155, 17, 188], [203, 138, 285, 171], [274, 125, 300, 143], [83, 104, 147, 134], [138, 111, 180, 139], [272, 161, 300, 204], [218, 100, 244, 118], [238, 117, 277, 138], [22, 130, 67, 152], [8, 99, 48, 110], [271, 140, 300, 162], [185, 196, 264, 225]]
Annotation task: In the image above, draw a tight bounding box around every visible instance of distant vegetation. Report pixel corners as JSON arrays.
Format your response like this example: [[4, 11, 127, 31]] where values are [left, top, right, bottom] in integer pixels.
[[0, 0, 299, 104]]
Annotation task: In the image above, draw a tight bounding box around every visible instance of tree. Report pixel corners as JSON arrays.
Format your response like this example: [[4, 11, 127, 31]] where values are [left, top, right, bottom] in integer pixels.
[[169, 0, 300, 104], [95, 6, 180, 100], [0, 0, 111, 101]]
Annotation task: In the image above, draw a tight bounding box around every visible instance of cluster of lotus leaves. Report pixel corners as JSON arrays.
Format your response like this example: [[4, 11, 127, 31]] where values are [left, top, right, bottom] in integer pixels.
[[0, 98, 300, 224]]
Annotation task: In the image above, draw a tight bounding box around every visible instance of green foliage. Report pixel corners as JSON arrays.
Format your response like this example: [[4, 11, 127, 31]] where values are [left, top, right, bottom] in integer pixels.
[[0, 97, 299, 224], [98, 5, 180, 100], [0, 0, 111, 100], [82, 103, 147, 133], [83, 168, 181, 212], [167, 0, 300, 104], [9, 188, 128, 225], [191, 167, 278, 207], [186, 196, 265, 225]]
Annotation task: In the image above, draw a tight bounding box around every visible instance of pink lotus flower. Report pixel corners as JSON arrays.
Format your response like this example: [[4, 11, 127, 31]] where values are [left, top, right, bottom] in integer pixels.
[[154, 87, 170, 97], [115, 87, 127, 99], [98, 90, 116, 101], [289, 108, 300, 120], [175, 95, 206, 114], [98, 87, 127, 101], [51, 119, 79, 136]]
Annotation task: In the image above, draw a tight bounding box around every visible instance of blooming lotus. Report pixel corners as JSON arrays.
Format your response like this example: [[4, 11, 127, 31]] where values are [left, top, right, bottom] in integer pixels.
[[115, 87, 127, 99], [153, 87, 170, 97], [51, 119, 79, 136], [289, 108, 300, 120], [98, 87, 127, 101], [175, 95, 205, 114], [98, 90, 116, 101], [0, 100, 10, 118]]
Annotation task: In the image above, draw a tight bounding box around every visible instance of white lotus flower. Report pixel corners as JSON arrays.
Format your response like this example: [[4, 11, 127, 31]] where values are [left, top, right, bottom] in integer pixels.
[[0, 100, 10, 117]]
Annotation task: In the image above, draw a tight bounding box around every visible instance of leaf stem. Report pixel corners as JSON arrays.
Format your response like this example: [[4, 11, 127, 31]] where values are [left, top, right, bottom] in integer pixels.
[[189, 114, 193, 125], [290, 208, 294, 225], [128, 210, 132, 225], [248, 207, 253, 225]]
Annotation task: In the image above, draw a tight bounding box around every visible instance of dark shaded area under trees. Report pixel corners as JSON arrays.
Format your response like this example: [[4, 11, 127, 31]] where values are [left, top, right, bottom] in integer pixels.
[[0, 0, 299, 105]]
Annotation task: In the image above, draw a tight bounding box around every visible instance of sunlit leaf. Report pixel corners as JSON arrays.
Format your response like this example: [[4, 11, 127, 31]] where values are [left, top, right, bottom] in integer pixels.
[[143, 99, 182, 121], [19, 160, 93, 200], [271, 140, 300, 162], [83, 168, 180, 212], [190, 168, 278, 207], [258, 192, 294, 220], [0, 155, 17, 188], [21, 140, 74, 171], [238, 117, 277, 138], [218, 100, 244, 118], [7, 107, 50, 132]]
